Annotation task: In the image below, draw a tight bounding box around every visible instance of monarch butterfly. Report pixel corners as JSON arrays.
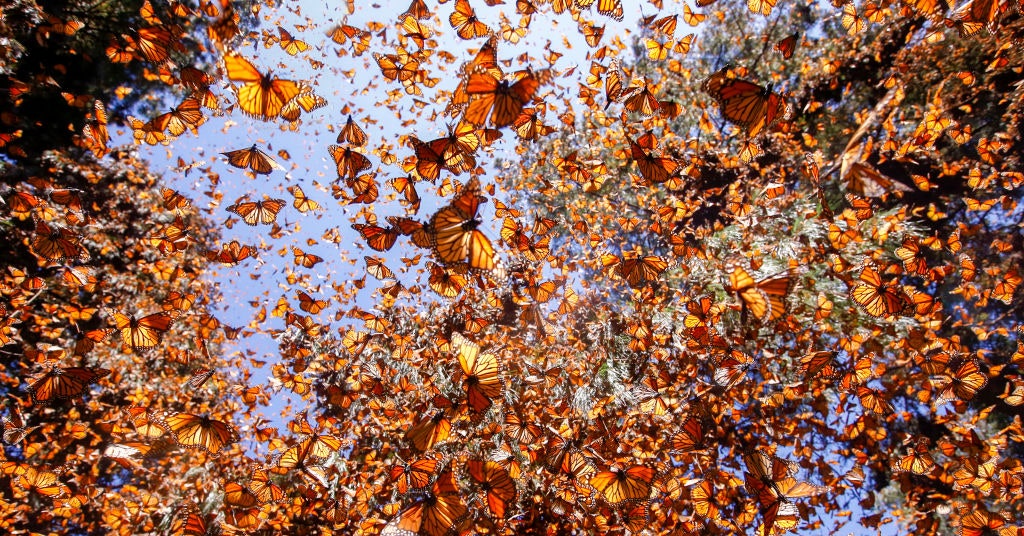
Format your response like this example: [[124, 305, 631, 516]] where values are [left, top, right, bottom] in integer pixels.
[[691, 479, 720, 520], [391, 175, 422, 212], [774, 33, 800, 59], [405, 409, 452, 452], [894, 236, 929, 275], [401, 14, 433, 48], [221, 145, 284, 175], [2, 408, 29, 445], [297, 291, 328, 314], [337, 114, 368, 146], [157, 412, 238, 455], [382, 469, 467, 536], [726, 266, 792, 322], [31, 219, 88, 262], [172, 504, 217, 536], [152, 97, 205, 137], [957, 507, 1010, 536], [589, 465, 656, 504], [950, 0, 1000, 37], [603, 251, 669, 288], [603, 64, 625, 109], [161, 188, 191, 212], [747, 0, 778, 15], [464, 68, 545, 128], [576, 0, 625, 20], [669, 416, 707, 453], [428, 263, 467, 298], [223, 53, 300, 120], [622, 82, 661, 116], [467, 460, 517, 519], [27, 363, 110, 404], [703, 67, 787, 137], [390, 456, 444, 494], [512, 107, 554, 140], [991, 267, 1021, 304], [851, 265, 907, 318], [799, 351, 839, 381], [206, 240, 257, 265], [894, 438, 934, 475], [582, 22, 604, 47], [449, 0, 490, 40], [186, 368, 214, 389], [714, 348, 754, 387], [109, 310, 175, 350], [374, 52, 419, 82], [223, 481, 260, 508], [328, 145, 372, 179], [247, 466, 285, 504], [124, 406, 165, 439], [275, 26, 309, 55], [453, 332, 504, 414], [226, 197, 286, 226], [743, 451, 826, 535], [280, 89, 327, 121], [629, 136, 678, 185], [16, 466, 69, 498], [353, 222, 400, 252], [411, 136, 474, 181], [429, 178, 498, 271], [935, 358, 988, 402]]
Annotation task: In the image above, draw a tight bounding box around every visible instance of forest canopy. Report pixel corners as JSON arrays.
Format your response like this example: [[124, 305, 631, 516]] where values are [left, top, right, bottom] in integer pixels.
[[1, 0, 1022, 535]]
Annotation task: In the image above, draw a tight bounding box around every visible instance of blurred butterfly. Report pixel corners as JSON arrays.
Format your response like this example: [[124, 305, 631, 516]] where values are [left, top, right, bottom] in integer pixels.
[[774, 33, 800, 59], [224, 53, 300, 120], [157, 411, 238, 456], [186, 368, 215, 389], [703, 67, 787, 137], [429, 177, 497, 271], [226, 197, 286, 226], [222, 145, 284, 175], [161, 188, 192, 212], [27, 363, 110, 404], [726, 266, 791, 322]]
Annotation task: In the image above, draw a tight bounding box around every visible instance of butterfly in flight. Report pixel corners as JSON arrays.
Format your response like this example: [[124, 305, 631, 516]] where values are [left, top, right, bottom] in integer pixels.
[[703, 66, 787, 137]]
